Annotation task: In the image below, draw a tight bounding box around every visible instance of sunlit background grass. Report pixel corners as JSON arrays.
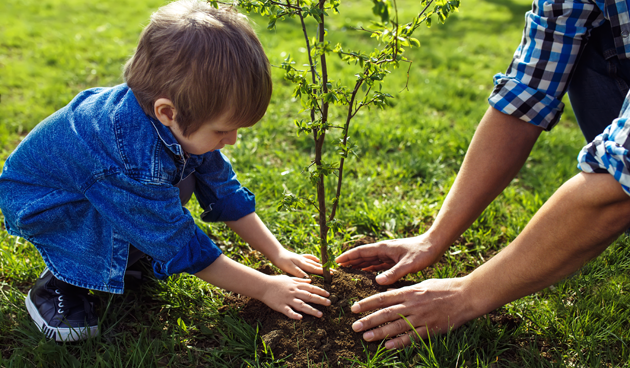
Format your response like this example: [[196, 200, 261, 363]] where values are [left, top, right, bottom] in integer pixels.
[[2, 0, 630, 366]]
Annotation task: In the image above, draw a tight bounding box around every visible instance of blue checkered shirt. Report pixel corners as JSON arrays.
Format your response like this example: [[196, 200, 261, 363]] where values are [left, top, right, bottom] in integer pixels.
[[489, 0, 630, 130], [578, 95, 630, 194]]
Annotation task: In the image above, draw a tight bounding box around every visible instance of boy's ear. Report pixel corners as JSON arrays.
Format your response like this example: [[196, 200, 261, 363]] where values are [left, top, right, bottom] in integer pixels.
[[154, 98, 177, 127]]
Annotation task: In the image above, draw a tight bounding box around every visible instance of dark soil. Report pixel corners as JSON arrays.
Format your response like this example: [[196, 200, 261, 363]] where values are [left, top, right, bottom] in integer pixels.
[[222, 265, 415, 367]]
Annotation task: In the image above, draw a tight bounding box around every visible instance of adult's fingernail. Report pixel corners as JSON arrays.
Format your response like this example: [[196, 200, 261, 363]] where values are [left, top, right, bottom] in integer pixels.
[[376, 273, 387, 283], [352, 321, 363, 332], [351, 302, 360, 313], [385, 341, 395, 349], [363, 331, 374, 341]]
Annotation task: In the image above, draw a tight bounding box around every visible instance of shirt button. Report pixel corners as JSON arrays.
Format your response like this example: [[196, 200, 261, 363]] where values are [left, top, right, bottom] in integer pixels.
[[622, 30, 629, 38]]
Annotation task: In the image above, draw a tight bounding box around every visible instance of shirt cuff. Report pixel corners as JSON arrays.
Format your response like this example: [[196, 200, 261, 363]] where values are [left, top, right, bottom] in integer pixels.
[[152, 225, 223, 279], [489, 74, 565, 130], [200, 187, 255, 222], [577, 118, 630, 196]]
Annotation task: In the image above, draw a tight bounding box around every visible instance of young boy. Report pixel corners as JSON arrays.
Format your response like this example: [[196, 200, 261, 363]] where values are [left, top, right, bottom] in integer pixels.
[[0, 0, 330, 342]]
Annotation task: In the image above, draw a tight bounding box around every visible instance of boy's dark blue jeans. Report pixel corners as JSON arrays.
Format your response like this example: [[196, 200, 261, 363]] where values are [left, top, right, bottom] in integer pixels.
[[569, 20, 630, 143]]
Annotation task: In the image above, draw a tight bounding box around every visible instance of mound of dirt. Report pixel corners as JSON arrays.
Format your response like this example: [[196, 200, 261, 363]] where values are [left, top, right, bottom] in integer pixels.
[[222, 266, 415, 367]]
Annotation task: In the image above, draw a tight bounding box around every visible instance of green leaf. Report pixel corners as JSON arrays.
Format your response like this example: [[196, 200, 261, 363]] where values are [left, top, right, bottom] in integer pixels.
[[371, 0, 391, 23], [177, 317, 188, 333]]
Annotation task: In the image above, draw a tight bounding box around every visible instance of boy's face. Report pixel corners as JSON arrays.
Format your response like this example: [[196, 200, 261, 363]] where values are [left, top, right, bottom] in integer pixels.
[[169, 116, 238, 155], [154, 98, 239, 155]]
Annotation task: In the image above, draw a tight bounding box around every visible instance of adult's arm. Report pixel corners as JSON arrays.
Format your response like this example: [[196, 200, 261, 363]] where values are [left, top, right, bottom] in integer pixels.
[[336, 107, 542, 284], [337, 0, 607, 284], [350, 172, 630, 349]]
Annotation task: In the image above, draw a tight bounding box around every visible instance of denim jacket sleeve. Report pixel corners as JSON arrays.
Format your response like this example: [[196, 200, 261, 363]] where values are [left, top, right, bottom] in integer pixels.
[[84, 170, 222, 279], [193, 150, 256, 222]]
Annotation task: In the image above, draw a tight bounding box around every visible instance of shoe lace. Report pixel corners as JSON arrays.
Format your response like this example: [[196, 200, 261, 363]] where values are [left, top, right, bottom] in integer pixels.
[[54, 289, 92, 315]]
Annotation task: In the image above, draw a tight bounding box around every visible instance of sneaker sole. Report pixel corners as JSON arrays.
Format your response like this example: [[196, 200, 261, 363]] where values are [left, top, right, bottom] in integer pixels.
[[25, 290, 98, 342]]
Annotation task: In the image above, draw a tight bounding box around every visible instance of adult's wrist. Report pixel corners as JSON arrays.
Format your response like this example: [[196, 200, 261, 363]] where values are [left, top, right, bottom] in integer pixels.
[[457, 273, 496, 324], [422, 226, 455, 259]]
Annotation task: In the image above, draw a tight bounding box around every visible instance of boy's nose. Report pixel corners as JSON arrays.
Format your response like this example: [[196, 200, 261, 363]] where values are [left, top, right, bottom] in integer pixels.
[[223, 129, 238, 145]]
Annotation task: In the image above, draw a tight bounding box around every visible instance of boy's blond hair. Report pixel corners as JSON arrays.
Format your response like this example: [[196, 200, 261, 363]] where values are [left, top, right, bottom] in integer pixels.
[[124, 0, 272, 136]]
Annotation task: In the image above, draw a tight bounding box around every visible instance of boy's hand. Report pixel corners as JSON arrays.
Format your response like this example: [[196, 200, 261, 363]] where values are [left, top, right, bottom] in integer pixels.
[[271, 249, 326, 278], [261, 275, 331, 320], [225, 214, 330, 278]]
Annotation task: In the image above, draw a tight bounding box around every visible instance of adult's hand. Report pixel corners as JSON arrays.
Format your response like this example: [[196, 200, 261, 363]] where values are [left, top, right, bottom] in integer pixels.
[[351, 173, 630, 349], [349, 277, 475, 349], [335, 234, 443, 285]]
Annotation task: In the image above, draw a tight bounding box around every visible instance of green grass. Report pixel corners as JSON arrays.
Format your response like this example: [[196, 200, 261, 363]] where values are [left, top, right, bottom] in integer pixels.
[[2, 0, 630, 366]]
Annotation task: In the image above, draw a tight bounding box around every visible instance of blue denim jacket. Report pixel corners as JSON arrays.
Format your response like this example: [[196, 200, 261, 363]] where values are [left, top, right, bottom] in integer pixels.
[[0, 84, 255, 294]]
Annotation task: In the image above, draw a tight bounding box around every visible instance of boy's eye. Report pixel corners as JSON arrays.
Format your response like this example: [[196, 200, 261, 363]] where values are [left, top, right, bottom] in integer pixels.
[[217, 131, 228, 135]]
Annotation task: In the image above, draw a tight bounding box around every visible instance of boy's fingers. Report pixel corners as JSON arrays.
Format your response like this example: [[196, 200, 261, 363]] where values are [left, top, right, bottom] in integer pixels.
[[301, 254, 321, 262], [305, 258, 324, 268], [292, 277, 312, 283], [300, 261, 324, 274], [283, 306, 303, 320], [288, 266, 309, 278], [292, 299, 324, 318], [299, 282, 330, 297], [297, 290, 330, 306]]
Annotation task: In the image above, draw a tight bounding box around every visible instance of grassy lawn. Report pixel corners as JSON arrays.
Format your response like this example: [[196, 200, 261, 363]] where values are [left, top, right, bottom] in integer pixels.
[[2, 0, 630, 366]]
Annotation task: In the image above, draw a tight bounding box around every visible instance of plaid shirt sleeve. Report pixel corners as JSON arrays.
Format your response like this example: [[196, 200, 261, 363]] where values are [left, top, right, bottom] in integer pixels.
[[489, 0, 606, 130], [578, 95, 630, 195], [607, 0, 630, 57]]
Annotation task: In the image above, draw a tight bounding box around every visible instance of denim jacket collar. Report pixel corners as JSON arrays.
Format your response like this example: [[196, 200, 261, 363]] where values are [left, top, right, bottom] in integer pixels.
[[146, 113, 205, 170], [148, 117, 186, 159]]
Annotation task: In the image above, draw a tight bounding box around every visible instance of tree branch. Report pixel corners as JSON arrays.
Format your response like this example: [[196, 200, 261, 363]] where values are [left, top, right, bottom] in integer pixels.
[[329, 78, 363, 221], [315, 0, 331, 284], [269, 0, 301, 11], [297, 0, 318, 85]]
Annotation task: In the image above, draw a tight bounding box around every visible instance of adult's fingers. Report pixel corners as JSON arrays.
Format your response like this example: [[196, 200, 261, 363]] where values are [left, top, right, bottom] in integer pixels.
[[337, 256, 382, 268], [374, 259, 417, 285], [384, 328, 427, 349], [351, 302, 409, 334], [356, 310, 419, 342], [336, 244, 384, 264], [361, 262, 395, 273], [340, 258, 388, 269], [350, 288, 406, 314]]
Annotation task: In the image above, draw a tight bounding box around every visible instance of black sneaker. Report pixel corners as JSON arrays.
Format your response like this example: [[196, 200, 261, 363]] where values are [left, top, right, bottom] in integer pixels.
[[25, 268, 99, 342]]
